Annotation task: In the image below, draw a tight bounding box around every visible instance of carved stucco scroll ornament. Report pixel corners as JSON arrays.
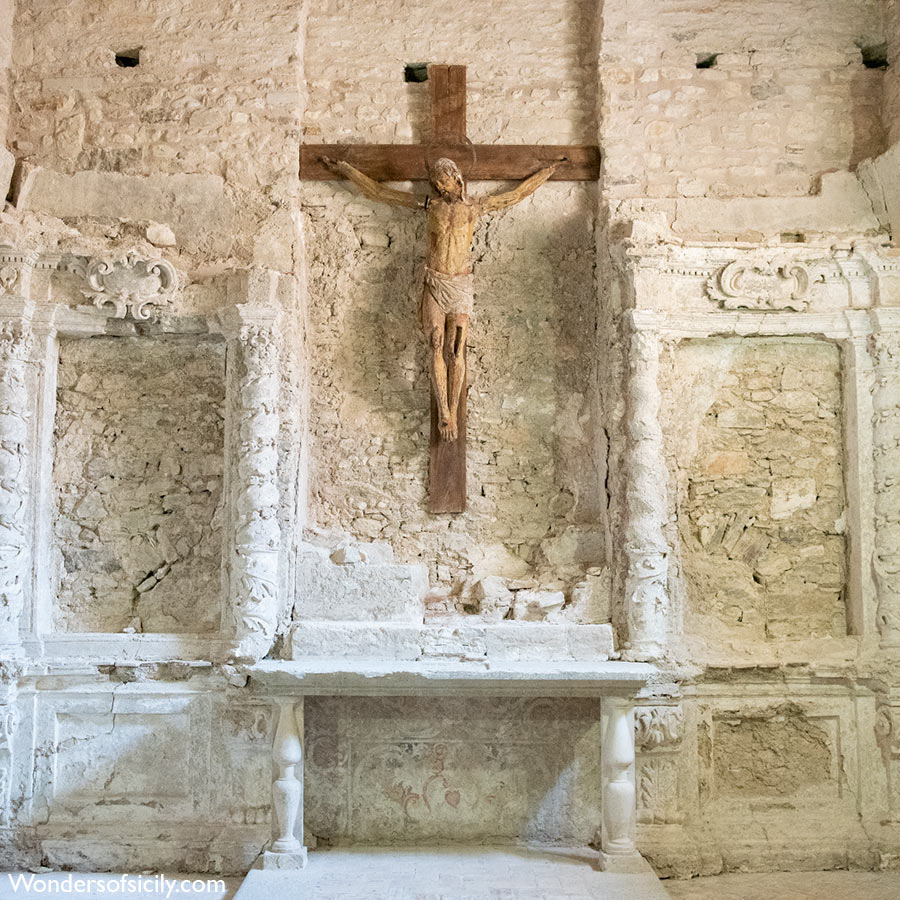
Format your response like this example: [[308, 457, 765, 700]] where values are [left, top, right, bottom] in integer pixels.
[[706, 259, 812, 311], [635, 706, 685, 751], [81, 252, 177, 320]]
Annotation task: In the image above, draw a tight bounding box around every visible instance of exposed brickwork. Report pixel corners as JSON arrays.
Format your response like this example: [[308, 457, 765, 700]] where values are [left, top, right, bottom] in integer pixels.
[[600, 0, 886, 199]]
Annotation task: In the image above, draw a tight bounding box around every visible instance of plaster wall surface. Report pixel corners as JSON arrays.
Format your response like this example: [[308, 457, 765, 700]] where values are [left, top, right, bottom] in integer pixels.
[[303, 0, 598, 145], [305, 697, 601, 846]]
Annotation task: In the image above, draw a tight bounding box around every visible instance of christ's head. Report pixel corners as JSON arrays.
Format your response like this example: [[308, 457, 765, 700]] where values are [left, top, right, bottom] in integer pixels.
[[431, 157, 465, 200]]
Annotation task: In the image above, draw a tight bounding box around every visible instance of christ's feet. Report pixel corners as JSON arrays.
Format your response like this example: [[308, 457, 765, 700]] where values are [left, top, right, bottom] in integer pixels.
[[439, 417, 458, 442]]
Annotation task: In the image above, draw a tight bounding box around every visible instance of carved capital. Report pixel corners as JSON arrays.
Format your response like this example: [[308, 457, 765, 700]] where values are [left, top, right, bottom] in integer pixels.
[[0, 246, 39, 299], [624, 547, 669, 658], [706, 259, 812, 311], [635, 705, 684, 751], [0, 319, 34, 362]]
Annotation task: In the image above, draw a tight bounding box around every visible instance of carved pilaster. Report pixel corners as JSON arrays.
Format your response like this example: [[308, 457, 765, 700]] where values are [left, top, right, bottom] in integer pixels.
[[263, 699, 308, 868], [0, 310, 34, 657], [870, 317, 900, 647], [0, 677, 19, 826], [624, 315, 670, 660], [223, 301, 282, 661], [635, 704, 684, 826]]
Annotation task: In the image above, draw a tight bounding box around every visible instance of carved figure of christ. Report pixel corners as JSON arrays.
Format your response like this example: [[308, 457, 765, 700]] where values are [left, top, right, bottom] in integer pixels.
[[323, 155, 558, 442]]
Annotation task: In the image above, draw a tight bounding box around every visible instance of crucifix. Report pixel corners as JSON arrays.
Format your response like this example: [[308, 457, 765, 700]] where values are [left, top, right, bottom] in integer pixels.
[[300, 65, 600, 513]]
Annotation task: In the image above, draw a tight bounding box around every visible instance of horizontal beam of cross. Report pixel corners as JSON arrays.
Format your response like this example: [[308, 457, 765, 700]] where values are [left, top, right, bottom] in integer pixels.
[[299, 144, 600, 181]]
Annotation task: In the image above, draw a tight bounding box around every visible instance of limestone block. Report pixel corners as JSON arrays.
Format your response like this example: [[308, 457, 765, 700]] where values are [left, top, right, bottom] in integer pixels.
[[483, 622, 568, 660], [770, 477, 818, 520], [541, 526, 604, 569], [562, 572, 612, 624], [482, 623, 613, 661], [145, 222, 176, 247], [857, 140, 900, 240], [290, 621, 614, 663], [18, 168, 234, 254], [671, 172, 880, 240], [472, 576, 513, 622], [420, 624, 487, 659], [512, 590, 566, 621], [473, 543, 531, 578], [295, 546, 427, 621], [291, 621, 422, 660], [567, 624, 615, 660], [330, 540, 393, 565]]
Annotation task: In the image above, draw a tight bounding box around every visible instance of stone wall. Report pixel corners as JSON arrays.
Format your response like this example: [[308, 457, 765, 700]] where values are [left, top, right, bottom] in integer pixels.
[[304, 183, 603, 586], [7, 0, 305, 272], [659, 338, 846, 646], [0, 0, 13, 143], [886, 0, 900, 147], [599, 0, 885, 199], [9, 0, 301, 184], [301, 0, 605, 587], [0, 0, 898, 881], [303, 0, 598, 145], [52, 335, 226, 634]]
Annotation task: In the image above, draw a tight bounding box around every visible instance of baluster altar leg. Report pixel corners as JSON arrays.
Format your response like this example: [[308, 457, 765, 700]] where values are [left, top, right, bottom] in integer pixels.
[[263, 698, 308, 869], [598, 697, 644, 872]]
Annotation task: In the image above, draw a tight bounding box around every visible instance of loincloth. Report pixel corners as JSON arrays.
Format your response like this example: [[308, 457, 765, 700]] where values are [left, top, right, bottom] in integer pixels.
[[421, 266, 474, 319]]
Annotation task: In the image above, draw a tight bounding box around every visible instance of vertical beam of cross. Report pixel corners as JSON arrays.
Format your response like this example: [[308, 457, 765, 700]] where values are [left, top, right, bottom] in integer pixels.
[[427, 65, 468, 514]]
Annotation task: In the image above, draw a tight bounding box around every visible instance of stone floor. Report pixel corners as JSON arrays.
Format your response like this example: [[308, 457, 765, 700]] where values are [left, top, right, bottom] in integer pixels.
[[2, 863, 898, 899], [234, 847, 670, 899], [665, 870, 900, 900]]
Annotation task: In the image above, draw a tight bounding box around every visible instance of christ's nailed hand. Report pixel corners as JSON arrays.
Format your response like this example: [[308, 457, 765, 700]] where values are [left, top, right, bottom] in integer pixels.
[[321, 156, 342, 171]]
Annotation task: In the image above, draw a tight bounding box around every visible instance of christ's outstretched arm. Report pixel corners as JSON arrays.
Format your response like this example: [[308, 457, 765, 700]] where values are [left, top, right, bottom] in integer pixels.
[[322, 157, 425, 210], [477, 162, 560, 214]]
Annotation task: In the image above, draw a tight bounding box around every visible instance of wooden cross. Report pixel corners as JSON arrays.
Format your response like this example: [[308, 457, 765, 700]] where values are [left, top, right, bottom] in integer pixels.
[[300, 65, 600, 513]]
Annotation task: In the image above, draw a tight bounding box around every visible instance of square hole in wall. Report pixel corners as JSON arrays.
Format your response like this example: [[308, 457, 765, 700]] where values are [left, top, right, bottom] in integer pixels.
[[114, 48, 141, 68], [52, 335, 226, 634]]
